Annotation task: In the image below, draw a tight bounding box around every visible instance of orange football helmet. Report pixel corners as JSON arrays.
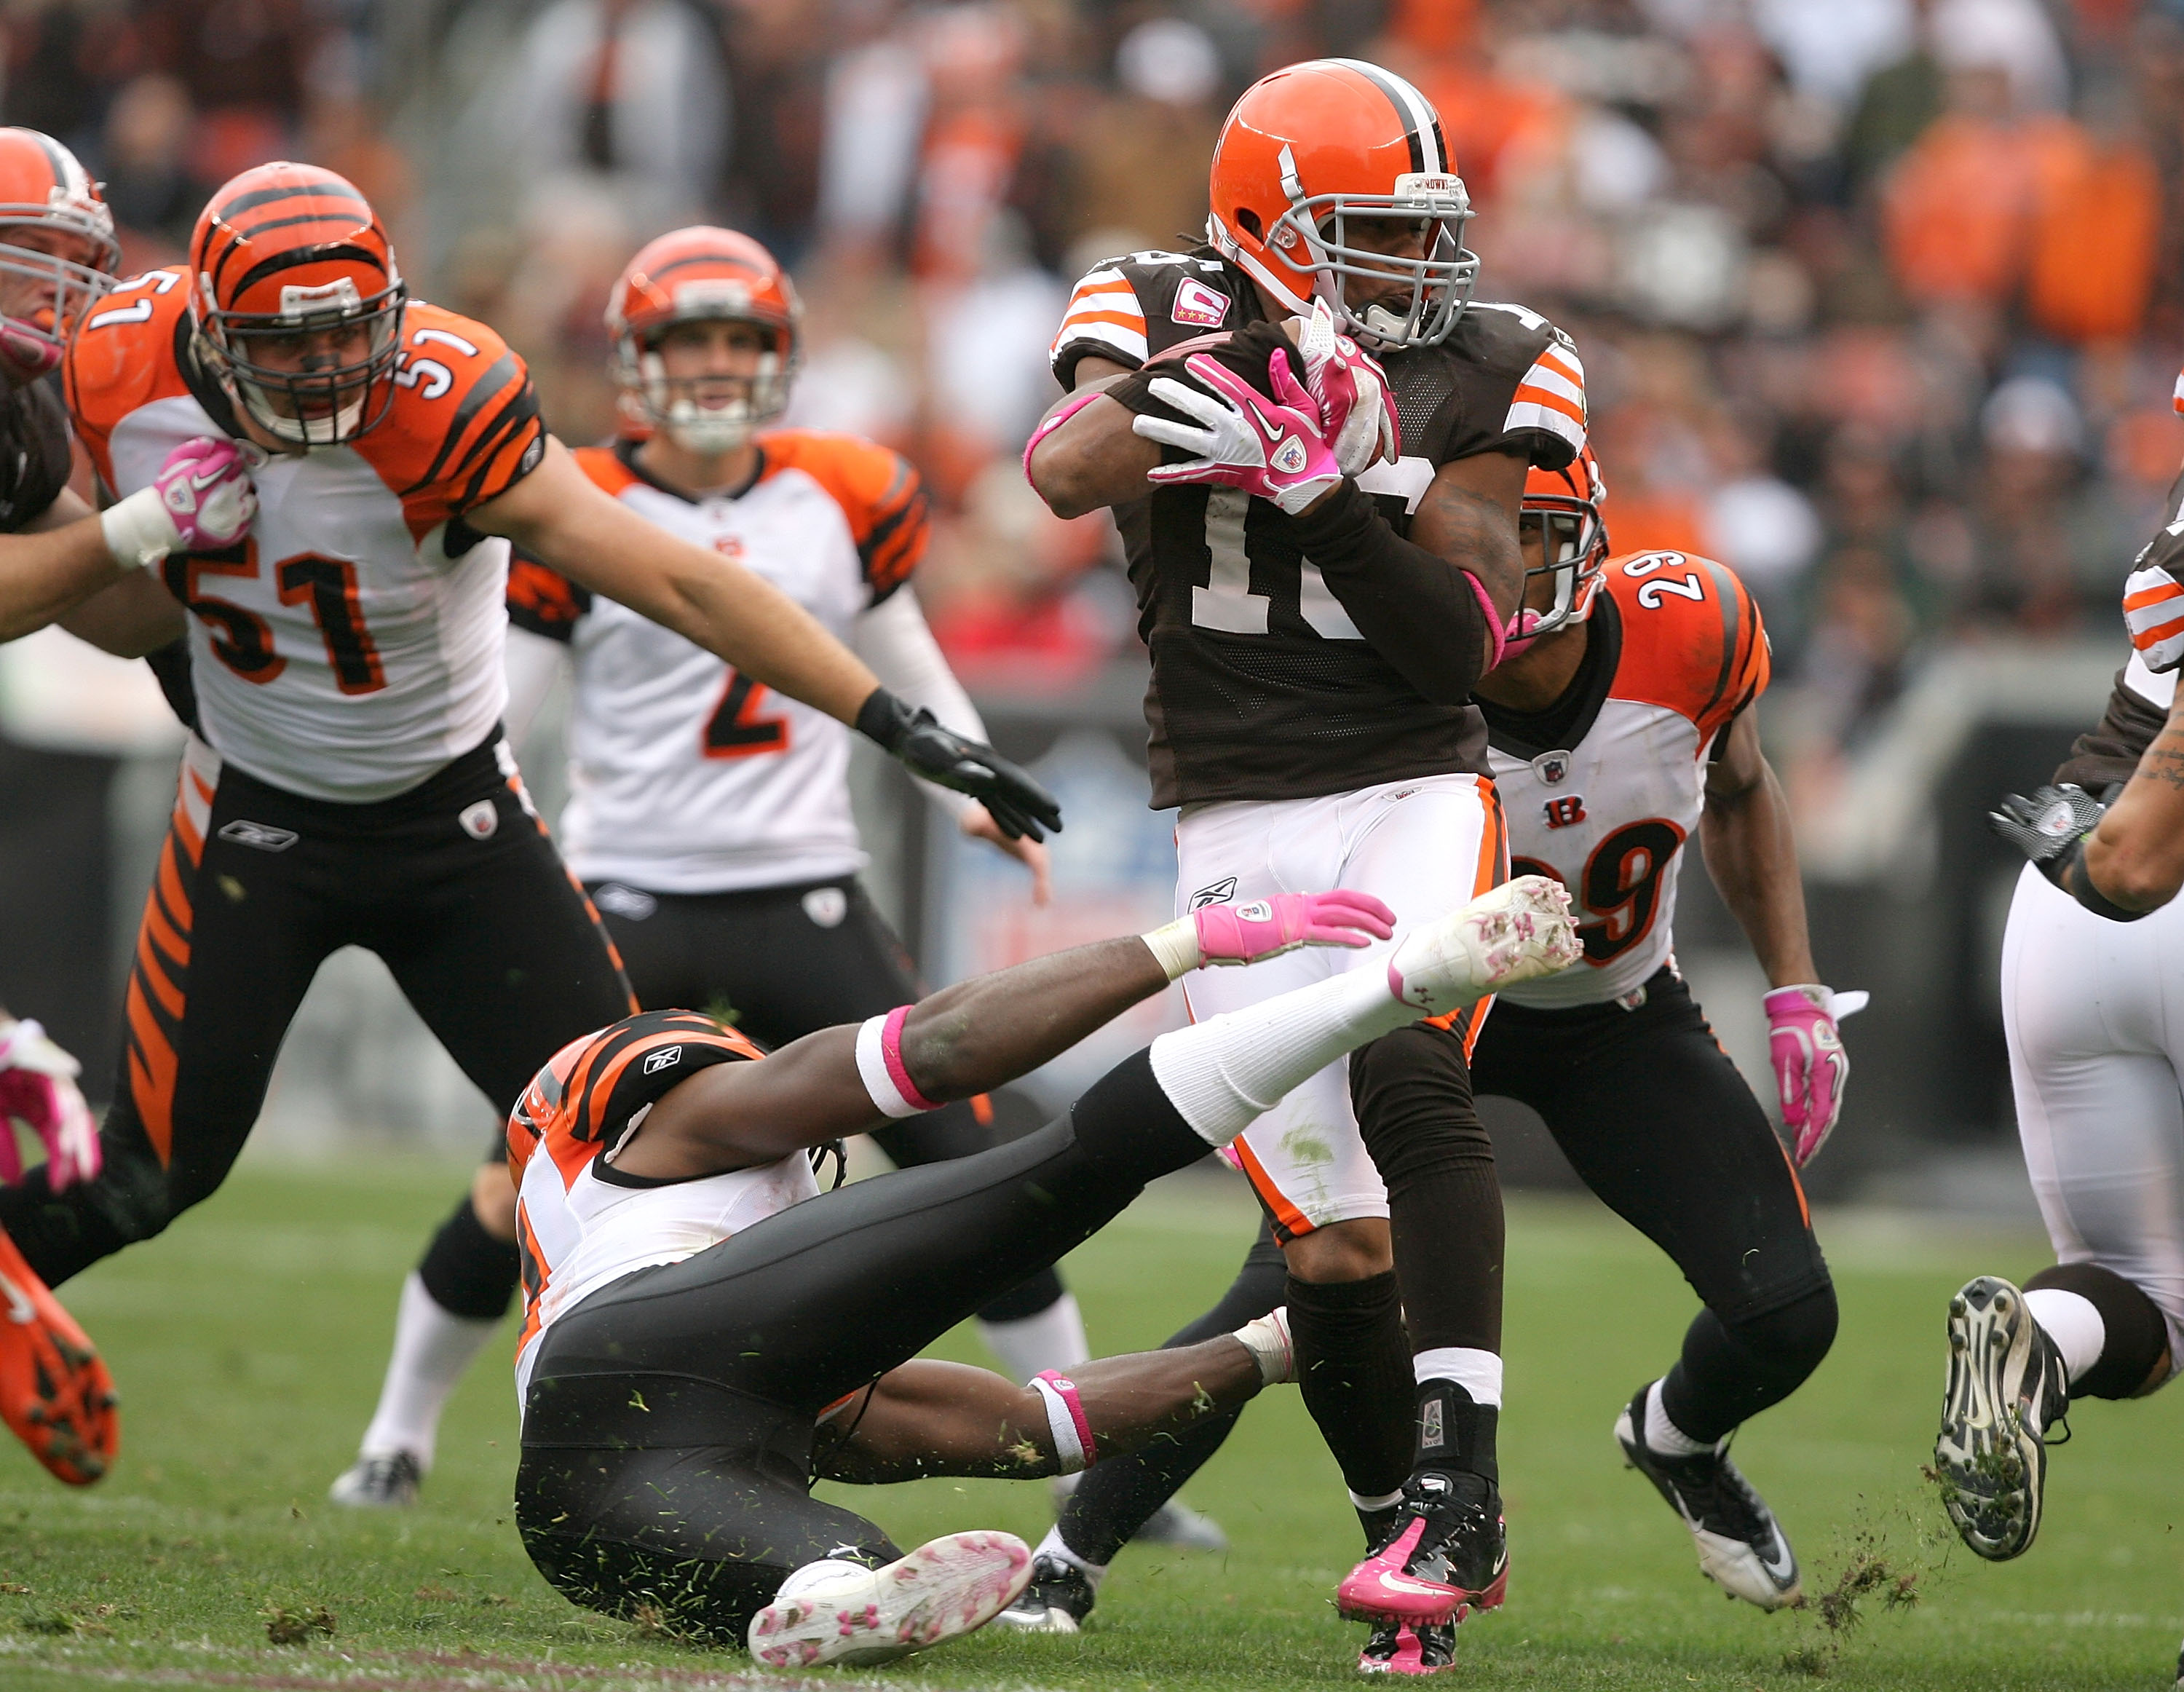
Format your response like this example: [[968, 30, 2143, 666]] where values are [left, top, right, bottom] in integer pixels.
[[189, 162, 406, 447], [606, 226, 802, 454], [1509, 445, 1610, 652], [0, 128, 119, 383], [1208, 59, 1476, 349]]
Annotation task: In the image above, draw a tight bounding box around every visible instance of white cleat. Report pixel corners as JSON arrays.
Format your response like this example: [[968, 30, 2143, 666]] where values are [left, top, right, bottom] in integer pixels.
[[1386, 876, 1580, 1015], [328, 1450, 422, 1508], [747, 1530, 1032, 1668]]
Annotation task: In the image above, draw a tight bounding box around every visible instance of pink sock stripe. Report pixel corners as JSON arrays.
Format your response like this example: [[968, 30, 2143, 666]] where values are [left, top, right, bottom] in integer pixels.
[[1022, 388, 1105, 483], [879, 1005, 942, 1113], [1461, 570, 1508, 671], [1034, 1369, 1096, 1468]]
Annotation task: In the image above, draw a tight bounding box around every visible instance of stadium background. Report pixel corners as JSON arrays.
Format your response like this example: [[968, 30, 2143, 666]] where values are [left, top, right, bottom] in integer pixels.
[[0, 0, 2180, 1217]]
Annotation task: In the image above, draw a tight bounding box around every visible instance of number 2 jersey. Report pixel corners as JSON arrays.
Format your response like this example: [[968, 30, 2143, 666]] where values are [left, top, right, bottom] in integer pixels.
[[505, 432, 927, 893], [65, 269, 546, 802], [1051, 246, 1588, 809], [1480, 551, 1770, 1010]]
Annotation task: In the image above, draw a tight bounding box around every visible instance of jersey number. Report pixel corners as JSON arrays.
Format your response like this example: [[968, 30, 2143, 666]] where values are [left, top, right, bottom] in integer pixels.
[[1513, 816, 1685, 964], [1622, 551, 1705, 609], [1189, 489, 1363, 639], [178, 543, 386, 694], [703, 669, 789, 759]]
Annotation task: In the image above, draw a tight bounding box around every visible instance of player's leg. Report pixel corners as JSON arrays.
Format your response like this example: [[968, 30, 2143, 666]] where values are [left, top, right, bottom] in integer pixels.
[[0, 740, 336, 1284], [1938, 867, 2184, 1560], [1003, 1220, 1286, 1632], [1174, 795, 1419, 1557], [673, 878, 1093, 1386], [333, 769, 635, 1504], [1482, 973, 1831, 1609]]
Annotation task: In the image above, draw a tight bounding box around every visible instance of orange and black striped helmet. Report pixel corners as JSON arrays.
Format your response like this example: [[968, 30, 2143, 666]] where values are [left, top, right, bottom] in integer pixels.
[[1508, 445, 1610, 655], [1208, 60, 1477, 349], [0, 127, 119, 382], [606, 225, 802, 454], [188, 162, 407, 447]]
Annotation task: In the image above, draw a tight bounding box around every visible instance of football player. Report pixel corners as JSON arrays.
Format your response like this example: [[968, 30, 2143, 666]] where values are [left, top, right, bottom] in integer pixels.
[[0, 164, 1058, 1470], [1025, 58, 1584, 1647], [0, 127, 263, 1490], [1007, 453, 1861, 1669], [506, 879, 1578, 1664], [1939, 371, 2184, 1600], [331, 227, 1107, 1511]]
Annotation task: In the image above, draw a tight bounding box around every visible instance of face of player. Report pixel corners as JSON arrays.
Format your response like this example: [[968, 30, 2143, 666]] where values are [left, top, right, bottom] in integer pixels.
[[1332, 214, 1436, 316], [649, 318, 772, 408], [232, 317, 387, 422], [0, 223, 103, 330]]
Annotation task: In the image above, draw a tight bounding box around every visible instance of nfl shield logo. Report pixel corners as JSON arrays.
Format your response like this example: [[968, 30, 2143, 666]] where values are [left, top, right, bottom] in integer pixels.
[[1532, 750, 1572, 786]]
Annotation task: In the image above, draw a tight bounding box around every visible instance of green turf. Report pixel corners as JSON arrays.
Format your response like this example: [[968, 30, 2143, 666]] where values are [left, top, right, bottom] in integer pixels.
[[0, 1154, 2177, 1691]]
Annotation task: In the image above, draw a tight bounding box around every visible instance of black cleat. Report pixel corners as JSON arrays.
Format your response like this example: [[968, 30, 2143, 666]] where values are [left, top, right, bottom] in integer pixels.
[[1934, 1275, 2068, 1560], [1358, 1616, 1458, 1675], [1614, 1385, 1800, 1609], [990, 1552, 1096, 1634]]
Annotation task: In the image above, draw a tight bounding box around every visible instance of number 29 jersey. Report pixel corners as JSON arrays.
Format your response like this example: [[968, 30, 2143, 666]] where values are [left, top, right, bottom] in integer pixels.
[[505, 433, 927, 893], [1051, 246, 1588, 810], [65, 269, 546, 802], [1479, 551, 1770, 1010]]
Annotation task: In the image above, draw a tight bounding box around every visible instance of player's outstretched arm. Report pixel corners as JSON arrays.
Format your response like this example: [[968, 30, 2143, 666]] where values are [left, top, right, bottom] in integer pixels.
[[815, 1319, 1286, 1483], [613, 893, 1398, 1180], [0, 489, 134, 644]]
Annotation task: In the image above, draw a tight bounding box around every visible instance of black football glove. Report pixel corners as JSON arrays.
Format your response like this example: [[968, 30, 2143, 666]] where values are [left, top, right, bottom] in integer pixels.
[[855, 689, 1062, 842], [1988, 783, 2104, 869]]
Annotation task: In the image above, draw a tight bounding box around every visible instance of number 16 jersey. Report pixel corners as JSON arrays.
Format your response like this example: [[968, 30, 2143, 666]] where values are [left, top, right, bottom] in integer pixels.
[[66, 269, 547, 802], [1479, 551, 1770, 1010]]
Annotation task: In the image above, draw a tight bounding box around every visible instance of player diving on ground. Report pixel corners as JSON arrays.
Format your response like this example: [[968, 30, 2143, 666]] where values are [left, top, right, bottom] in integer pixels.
[[506, 878, 1578, 1664]]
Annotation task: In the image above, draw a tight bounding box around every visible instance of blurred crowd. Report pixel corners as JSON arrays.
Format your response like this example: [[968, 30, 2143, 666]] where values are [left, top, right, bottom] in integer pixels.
[[7, 0, 2184, 802]]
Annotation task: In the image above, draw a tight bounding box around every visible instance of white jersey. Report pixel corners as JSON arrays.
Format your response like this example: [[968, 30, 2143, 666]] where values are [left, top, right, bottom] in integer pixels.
[[68, 277, 545, 803], [507, 433, 933, 892], [507, 1011, 819, 1407], [1481, 551, 1770, 1010]]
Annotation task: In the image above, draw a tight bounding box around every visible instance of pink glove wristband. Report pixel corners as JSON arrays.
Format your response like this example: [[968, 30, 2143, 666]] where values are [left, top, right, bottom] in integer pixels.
[[1765, 984, 1849, 1168], [1192, 889, 1395, 966]]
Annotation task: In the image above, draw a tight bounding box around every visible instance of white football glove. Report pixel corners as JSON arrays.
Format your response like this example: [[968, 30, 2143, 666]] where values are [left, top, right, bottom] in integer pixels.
[[1296, 300, 1398, 477]]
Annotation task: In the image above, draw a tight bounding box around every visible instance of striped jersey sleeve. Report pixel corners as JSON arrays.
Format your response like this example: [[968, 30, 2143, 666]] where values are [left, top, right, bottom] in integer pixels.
[[760, 431, 930, 604], [1050, 261, 1151, 380], [2124, 459, 2184, 672], [1503, 339, 1588, 459]]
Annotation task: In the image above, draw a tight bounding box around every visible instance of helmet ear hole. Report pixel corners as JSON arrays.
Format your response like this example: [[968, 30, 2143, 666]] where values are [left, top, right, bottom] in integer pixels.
[[1233, 207, 1262, 240]]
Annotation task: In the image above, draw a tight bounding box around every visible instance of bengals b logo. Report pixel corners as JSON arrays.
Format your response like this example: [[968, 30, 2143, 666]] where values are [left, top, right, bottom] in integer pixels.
[[1543, 795, 1586, 829]]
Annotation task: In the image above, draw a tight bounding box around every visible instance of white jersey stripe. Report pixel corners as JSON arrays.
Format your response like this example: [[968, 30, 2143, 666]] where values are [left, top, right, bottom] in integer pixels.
[[1504, 400, 1588, 452]]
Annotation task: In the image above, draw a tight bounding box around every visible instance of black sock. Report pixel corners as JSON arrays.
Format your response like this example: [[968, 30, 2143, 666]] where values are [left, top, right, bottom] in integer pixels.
[[417, 1192, 520, 1321], [1056, 1225, 1287, 1568], [2025, 1262, 2171, 1399], [1414, 1378, 1498, 1487], [1350, 1025, 1504, 1354], [1287, 1268, 1413, 1502], [1658, 1283, 1839, 1445]]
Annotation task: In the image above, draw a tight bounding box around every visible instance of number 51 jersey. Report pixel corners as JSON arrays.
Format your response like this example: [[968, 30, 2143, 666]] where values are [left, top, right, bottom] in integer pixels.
[[66, 269, 547, 802], [1479, 551, 1770, 1010]]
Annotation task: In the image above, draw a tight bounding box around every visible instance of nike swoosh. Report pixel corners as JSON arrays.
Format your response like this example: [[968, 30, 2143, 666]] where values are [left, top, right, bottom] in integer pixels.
[[1759, 1536, 1795, 1580], [1368, 1573, 1457, 1598], [0, 1273, 35, 1325], [1241, 396, 1286, 448]]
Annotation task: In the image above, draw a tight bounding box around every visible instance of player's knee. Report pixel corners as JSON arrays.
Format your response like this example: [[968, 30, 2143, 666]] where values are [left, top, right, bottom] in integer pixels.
[[1283, 1217, 1392, 1282], [90, 1129, 181, 1246], [1349, 1024, 1489, 1183], [1724, 1281, 1838, 1385], [419, 1192, 520, 1322]]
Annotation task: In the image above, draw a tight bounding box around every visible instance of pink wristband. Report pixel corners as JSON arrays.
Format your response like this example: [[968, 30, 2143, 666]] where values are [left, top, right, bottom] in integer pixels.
[[880, 1005, 941, 1112], [1034, 1369, 1096, 1470], [1022, 388, 1107, 483], [855, 1006, 943, 1118], [1461, 570, 1508, 671]]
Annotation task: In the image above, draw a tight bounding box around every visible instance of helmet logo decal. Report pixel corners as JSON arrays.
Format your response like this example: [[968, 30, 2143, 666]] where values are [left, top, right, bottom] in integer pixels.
[[671, 277, 753, 315], [1171, 278, 1229, 328], [277, 277, 363, 319]]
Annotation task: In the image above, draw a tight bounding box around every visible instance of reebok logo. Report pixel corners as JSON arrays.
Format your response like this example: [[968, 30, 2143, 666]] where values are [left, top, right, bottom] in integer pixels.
[[218, 819, 298, 853], [1189, 877, 1238, 911], [642, 1046, 683, 1075]]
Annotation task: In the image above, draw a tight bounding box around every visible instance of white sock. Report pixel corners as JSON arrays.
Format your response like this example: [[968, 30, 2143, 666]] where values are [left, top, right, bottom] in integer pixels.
[[1034, 1524, 1108, 1588], [1348, 1487, 1404, 1513], [1150, 967, 1412, 1145], [1412, 1346, 1502, 1407], [978, 1292, 1091, 1383], [2025, 1287, 2105, 1385], [1643, 1378, 1714, 1458], [355, 1272, 505, 1468]]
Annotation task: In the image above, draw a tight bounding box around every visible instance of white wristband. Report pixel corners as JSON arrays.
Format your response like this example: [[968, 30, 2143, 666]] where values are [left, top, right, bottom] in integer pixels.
[[1139, 917, 1200, 983], [99, 486, 181, 570]]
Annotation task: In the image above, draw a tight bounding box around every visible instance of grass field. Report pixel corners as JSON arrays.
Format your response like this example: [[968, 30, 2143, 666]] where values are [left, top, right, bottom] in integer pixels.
[[0, 1153, 2178, 1691]]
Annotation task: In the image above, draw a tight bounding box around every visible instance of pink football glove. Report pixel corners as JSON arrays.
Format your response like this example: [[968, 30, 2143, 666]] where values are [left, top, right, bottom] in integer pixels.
[[154, 436, 258, 550], [1195, 890, 1396, 966], [1295, 299, 1398, 476], [1134, 348, 1345, 515], [1765, 985, 1867, 1167], [0, 1019, 100, 1190]]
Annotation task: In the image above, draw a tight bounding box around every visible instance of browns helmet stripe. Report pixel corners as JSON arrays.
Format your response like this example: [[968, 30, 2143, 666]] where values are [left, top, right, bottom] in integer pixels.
[[1327, 58, 1442, 175]]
